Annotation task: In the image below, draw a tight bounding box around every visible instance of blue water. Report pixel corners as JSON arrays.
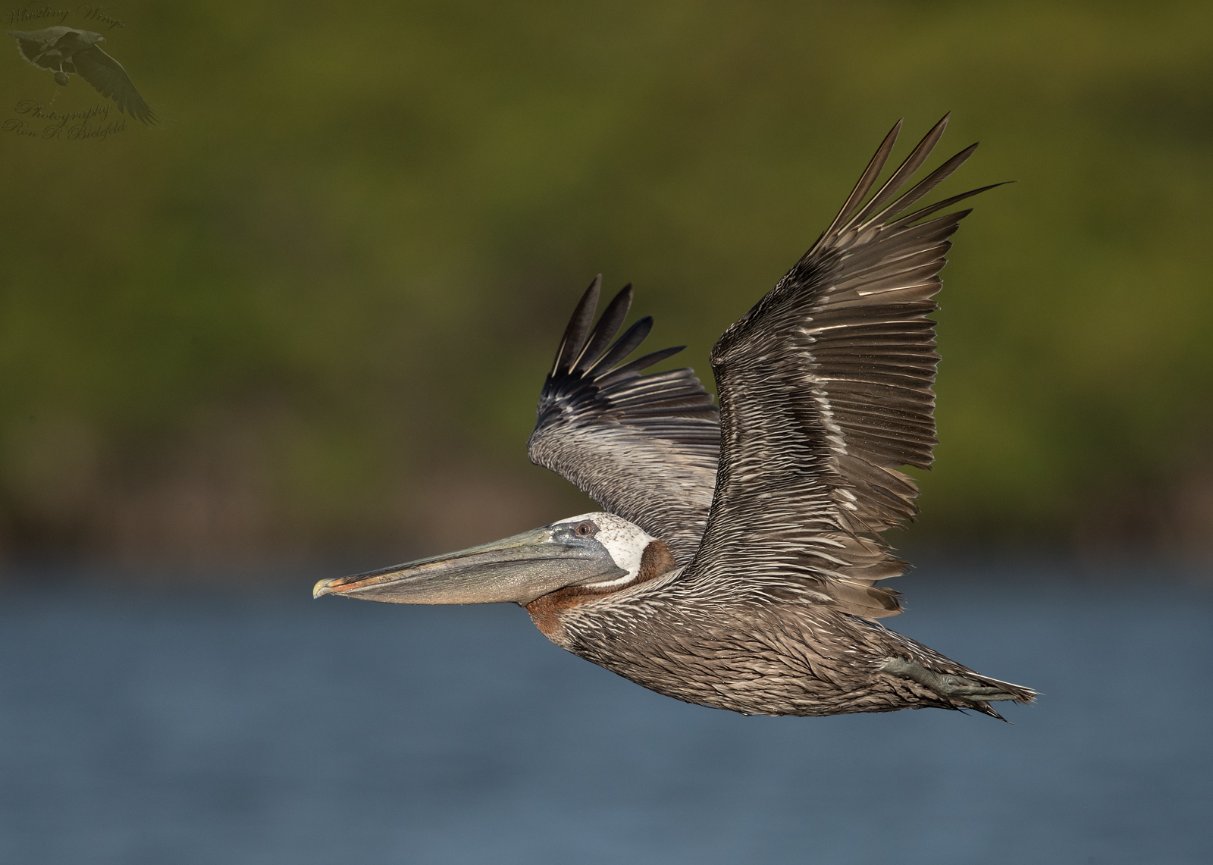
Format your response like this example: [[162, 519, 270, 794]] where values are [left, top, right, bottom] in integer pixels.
[[2, 564, 1211, 865]]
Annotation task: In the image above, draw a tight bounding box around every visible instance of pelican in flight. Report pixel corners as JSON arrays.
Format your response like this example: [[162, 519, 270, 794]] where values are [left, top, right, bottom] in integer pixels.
[[314, 117, 1036, 718]]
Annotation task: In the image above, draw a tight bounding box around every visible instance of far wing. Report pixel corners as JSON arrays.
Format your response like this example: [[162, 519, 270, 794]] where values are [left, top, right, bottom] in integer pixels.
[[684, 116, 995, 618], [529, 277, 719, 564], [9, 30, 56, 68], [11, 37, 42, 64], [73, 44, 156, 124]]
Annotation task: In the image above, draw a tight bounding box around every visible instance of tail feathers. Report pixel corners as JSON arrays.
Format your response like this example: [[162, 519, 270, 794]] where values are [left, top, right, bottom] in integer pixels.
[[881, 658, 1037, 720]]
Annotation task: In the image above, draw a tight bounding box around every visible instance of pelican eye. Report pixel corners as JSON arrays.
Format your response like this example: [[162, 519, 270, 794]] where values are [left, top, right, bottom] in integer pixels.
[[573, 520, 598, 538]]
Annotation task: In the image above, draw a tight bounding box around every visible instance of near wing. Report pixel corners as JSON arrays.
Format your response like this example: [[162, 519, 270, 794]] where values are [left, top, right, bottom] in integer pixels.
[[529, 276, 720, 564], [684, 116, 997, 618], [73, 44, 156, 125]]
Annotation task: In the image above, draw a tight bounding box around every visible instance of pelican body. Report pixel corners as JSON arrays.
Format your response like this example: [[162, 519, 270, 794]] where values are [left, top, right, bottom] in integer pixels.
[[315, 117, 1036, 719]]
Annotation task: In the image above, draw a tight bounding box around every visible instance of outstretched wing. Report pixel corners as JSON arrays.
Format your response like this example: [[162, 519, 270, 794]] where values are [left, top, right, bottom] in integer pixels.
[[72, 44, 156, 125], [683, 116, 996, 618], [529, 276, 720, 564], [9, 29, 58, 68]]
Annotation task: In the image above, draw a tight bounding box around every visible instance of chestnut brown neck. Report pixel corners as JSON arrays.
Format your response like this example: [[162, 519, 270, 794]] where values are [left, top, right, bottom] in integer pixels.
[[526, 538, 675, 641]]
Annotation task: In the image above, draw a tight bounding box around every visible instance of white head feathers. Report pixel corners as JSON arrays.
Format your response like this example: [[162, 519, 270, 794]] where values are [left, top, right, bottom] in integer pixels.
[[554, 512, 654, 586]]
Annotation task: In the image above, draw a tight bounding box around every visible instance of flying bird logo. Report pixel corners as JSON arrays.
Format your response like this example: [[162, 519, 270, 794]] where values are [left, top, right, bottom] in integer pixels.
[[8, 25, 155, 125]]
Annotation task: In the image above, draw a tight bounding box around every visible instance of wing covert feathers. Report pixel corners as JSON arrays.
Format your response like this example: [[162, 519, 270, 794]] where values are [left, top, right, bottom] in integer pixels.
[[689, 116, 990, 619]]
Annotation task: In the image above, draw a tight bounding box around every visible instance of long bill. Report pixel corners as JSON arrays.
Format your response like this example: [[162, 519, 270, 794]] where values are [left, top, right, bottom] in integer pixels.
[[312, 525, 627, 606]]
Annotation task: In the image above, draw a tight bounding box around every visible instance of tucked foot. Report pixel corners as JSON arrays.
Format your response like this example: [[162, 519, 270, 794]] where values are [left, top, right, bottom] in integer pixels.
[[881, 657, 1036, 719]]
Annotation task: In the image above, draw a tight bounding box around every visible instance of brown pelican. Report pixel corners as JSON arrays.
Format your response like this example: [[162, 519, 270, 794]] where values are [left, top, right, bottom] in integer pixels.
[[8, 26, 156, 124], [314, 117, 1036, 719]]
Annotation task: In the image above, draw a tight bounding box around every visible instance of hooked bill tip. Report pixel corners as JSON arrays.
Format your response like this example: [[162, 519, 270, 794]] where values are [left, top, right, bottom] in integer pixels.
[[312, 578, 334, 599]]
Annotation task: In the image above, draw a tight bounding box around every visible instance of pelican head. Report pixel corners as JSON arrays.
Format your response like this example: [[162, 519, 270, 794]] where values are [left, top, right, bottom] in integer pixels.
[[313, 512, 656, 606]]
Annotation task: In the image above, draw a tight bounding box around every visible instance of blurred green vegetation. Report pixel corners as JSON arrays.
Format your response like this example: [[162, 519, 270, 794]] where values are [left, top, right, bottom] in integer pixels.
[[1, 1, 1211, 571]]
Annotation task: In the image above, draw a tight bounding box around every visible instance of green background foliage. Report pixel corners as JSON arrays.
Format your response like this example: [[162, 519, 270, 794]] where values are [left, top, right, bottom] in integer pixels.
[[2, 1, 1210, 571]]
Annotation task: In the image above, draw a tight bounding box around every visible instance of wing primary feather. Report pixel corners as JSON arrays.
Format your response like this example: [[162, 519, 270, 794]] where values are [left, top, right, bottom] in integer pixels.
[[551, 274, 602, 374], [851, 114, 950, 227], [817, 120, 903, 246], [597, 345, 686, 381], [860, 143, 978, 229], [572, 285, 633, 373], [887, 183, 1008, 228], [586, 316, 655, 375]]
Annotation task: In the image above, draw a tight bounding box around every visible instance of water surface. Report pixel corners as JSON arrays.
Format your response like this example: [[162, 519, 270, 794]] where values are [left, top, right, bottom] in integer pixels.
[[2, 564, 1210, 864]]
